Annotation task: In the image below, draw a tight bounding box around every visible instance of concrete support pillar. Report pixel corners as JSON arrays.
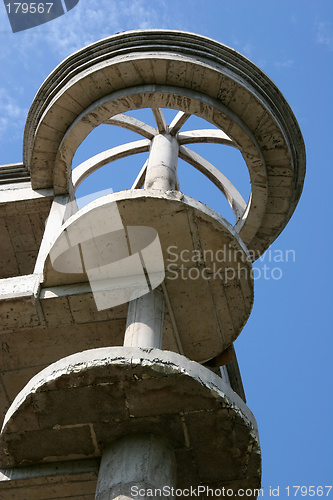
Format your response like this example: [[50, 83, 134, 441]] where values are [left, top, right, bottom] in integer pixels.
[[95, 434, 176, 500], [144, 133, 179, 191], [97, 132, 177, 500], [124, 289, 164, 349], [124, 131, 177, 350]]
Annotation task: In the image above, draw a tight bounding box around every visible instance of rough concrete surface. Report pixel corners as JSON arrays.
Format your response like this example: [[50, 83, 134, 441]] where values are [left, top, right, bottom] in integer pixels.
[[0, 347, 261, 496], [95, 434, 176, 500], [0, 182, 53, 279]]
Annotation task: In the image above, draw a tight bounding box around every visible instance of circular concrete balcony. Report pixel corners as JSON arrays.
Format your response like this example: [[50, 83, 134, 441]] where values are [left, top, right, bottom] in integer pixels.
[[24, 29, 305, 258], [0, 347, 261, 493], [43, 190, 254, 363]]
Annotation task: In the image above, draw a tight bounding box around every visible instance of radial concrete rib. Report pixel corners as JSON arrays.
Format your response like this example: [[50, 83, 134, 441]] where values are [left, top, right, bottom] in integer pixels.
[[152, 108, 168, 133], [104, 113, 157, 139], [72, 139, 150, 191], [169, 111, 191, 135], [131, 160, 148, 189], [178, 129, 236, 146], [179, 145, 246, 221]]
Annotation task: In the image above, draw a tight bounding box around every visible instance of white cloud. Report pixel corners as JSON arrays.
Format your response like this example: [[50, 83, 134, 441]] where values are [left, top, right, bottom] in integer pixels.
[[274, 59, 294, 69], [231, 36, 251, 56], [0, 0, 173, 154], [0, 88, 27, 136], [315, 21, 333, 51], [242, 41, 253, 58], [0, 0, 173, 63], [40, 0, 172, 59]]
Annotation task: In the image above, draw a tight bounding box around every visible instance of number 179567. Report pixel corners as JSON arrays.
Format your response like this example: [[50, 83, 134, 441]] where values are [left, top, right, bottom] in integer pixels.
[[6, 3, 53, 14], [286, 486, 332, 496]]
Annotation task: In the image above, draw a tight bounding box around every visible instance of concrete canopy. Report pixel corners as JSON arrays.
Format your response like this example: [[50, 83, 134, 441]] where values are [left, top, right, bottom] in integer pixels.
[[24, 29, 305, 257]]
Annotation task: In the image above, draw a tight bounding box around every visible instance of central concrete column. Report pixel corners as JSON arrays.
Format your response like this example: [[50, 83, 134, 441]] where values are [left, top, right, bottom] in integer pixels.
[[124, 289, 164, 348], [144, 133, 179, 191], [124, 131, 177, 351], [95, 132, 178, 500], [95, 434, 176, 500]]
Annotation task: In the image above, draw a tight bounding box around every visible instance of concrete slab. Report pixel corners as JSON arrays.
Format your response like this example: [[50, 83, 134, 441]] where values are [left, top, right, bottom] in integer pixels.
[[0, 347, 261, 493], [42, 190, 253, 362]]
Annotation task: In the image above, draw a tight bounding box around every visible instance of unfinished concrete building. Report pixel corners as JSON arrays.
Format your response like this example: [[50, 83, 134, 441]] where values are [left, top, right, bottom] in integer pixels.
[[0, 30, 305, 499]]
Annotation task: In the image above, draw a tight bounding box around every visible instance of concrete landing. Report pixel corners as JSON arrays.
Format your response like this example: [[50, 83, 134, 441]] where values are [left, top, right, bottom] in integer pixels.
[[43, 190, 254, 362], [0, 347, 261, 493]]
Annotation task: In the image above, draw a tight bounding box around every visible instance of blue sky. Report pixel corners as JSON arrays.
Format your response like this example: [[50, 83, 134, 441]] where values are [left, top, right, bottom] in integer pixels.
[[1, 0, 333, 496]]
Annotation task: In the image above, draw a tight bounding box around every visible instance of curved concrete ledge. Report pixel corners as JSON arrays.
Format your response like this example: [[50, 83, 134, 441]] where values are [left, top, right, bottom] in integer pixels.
[[0, 347, 261, 490], [43, 190, 254, 362], [23, 29, 305, 257]]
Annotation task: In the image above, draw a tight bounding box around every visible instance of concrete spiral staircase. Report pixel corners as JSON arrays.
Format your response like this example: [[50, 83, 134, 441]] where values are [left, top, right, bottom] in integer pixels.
[[0, 30, 305, 499]]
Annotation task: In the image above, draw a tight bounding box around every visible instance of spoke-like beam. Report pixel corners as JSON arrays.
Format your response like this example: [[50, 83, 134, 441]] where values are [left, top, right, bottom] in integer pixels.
[[131, 160, 148, 189], [178, 129, 236, 146], [72, 139, 150, 191], [169, 111, 191, 135], [179, 145, 246, 221], [152, 108, 168, 133], [104, 114, 157, 139]]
